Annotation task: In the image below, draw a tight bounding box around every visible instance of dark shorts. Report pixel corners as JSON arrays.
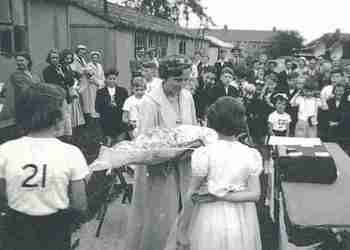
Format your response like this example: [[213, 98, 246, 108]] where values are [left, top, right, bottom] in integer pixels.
[[4, 209, 72, 250], [272, 130, 287, 137]]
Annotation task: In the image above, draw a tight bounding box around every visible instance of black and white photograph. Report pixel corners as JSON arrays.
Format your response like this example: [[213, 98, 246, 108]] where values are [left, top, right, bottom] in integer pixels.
[[1, 0, 350, 249]]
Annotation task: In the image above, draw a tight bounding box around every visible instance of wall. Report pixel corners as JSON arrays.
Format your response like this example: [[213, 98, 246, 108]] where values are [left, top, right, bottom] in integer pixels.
[[114, 29, 134, 90], [28, 0, 69, 76], [69, 5, 110, 26]]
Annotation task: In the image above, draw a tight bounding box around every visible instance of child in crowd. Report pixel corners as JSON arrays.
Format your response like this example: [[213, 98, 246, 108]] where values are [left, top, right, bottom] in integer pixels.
[[286, 73, 300, 136], [122, 75, 147, 139], [260, 72, 278, 110], [172, 97, 262, 250], [0, 83, 88, 250], [268, 93, 291, 137], [290, 79, 323, 138], [95, 69, 129, 146]]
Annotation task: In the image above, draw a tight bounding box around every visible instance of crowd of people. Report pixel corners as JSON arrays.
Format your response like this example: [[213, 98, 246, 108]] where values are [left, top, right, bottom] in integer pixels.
[[1, 43, 350, 250]]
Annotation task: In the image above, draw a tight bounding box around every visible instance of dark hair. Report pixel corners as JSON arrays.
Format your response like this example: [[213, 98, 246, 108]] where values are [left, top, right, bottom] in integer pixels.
[[158, 55, 192, 79], [15, 84, 65, 133], [202, 66, 216, 75], [46, 49, 60, 64], [207, 97, 246, 136], [330, 68, 344, 76], [59, 49, 74, 65], [104, 68, 119, 78], [264, 72, 278, 82], [287, 71, 299, 80], [131, 76, 145, 88], [221, 67, 234, 77], [15, 52, 32, 70]]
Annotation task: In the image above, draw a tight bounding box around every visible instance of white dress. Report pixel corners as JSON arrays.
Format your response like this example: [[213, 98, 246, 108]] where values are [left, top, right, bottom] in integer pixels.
[[165, 140, 263, 250]]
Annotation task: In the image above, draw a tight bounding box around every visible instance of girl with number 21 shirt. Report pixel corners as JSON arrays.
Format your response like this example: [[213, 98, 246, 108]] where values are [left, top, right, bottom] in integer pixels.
[[0, 83, 89, 250]]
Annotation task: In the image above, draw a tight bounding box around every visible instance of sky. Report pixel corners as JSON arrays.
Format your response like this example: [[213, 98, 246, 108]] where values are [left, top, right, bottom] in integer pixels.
[[109, 0, 350, 43]]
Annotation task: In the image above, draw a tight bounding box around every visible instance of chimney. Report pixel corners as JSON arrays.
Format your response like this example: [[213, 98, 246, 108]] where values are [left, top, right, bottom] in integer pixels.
[[224, 25, 228, 31]]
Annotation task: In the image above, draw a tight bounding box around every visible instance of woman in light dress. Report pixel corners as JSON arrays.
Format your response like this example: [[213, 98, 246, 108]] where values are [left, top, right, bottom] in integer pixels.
[[86, 51, 105, 120], [167, 96, 262, 250], [124, 55, 197, 250]]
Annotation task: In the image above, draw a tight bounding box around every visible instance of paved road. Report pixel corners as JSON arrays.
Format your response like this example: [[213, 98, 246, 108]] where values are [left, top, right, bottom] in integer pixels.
[[76, 197, 129, 250]]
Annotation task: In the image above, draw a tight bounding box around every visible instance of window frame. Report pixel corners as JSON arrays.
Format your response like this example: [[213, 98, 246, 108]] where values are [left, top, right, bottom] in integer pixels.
[[0, 0, 13, 25], [179, 40, 186, 55]]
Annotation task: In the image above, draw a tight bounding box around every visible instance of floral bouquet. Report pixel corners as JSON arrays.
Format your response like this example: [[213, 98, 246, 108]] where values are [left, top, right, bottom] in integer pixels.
[[90, 125, 218, 172]]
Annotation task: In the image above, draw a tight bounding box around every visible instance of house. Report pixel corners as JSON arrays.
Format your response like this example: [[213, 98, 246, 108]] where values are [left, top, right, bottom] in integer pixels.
[[0, 0, 209, 129], [191, 26, 277, 60], [297, 31, 350, 61]]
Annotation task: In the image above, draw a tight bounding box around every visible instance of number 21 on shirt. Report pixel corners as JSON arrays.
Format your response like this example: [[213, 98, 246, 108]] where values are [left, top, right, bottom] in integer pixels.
[[22, 164, 47, 188]]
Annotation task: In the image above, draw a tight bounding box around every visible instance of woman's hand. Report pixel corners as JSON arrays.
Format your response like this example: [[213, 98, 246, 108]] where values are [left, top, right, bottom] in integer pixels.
[[191, 193, 217, 203]]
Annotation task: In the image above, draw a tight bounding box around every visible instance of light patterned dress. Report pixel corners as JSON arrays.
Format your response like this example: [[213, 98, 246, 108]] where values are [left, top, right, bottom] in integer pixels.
[[124, 85, 197, 250], [165, 140, 263, 250]]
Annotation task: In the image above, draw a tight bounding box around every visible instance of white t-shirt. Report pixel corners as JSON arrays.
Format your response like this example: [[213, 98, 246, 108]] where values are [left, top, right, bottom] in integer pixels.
[[123, 95, 144, 121], [146, 77, 162, 93], [295, 96, 321, 121], [0, 137, 89, 216], [320, 84, 334, 108], [268, 111, 292, 132]]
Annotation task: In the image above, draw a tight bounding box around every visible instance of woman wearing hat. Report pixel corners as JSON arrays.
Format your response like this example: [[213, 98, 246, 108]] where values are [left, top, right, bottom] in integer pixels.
[[124, 55, 197, 250], [86, 51, 105, 120], [71, 45, 92, 123]]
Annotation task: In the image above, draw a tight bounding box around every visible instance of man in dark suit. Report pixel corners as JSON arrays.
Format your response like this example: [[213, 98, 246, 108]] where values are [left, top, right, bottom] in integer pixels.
[[95, 69, 129, 146], [208, 67, 240, 106], [278, 58, 296, 93], [214, 49, 231, 81]]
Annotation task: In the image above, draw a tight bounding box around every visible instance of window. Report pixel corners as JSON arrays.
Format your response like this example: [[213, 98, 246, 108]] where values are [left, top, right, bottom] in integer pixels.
[[0, 26, 12, 53], [179, 40, 186, 55], [0, 25, 28, 55], [159, 34, 168, 57], [0, 0, 12, 24], [135, 31, 147, 58], [0, 1, 28, 55]]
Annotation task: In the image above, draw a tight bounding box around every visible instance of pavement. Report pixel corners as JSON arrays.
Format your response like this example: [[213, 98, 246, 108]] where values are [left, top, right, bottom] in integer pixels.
[[75, 197, 130, 250]]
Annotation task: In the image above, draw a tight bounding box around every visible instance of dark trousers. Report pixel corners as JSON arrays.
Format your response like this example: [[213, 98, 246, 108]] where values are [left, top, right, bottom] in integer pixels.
[[272, 130, 287, 137], [4, 209, 71, 250]]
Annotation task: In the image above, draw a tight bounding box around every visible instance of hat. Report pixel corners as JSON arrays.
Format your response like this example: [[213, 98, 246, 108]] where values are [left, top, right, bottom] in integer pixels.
[[141, 60, 158, 69], [158, 55, 192, 79], [268, 60, 278, 66], [76, 44, 87, 50], [221, 67, 234, 77], [273, 93, 288, 101], [90, 50, 101, 57]]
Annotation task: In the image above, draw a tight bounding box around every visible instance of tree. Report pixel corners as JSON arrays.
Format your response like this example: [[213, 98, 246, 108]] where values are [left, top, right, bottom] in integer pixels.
[[265, 30, 304, 58], [118, 0, 214, 26]]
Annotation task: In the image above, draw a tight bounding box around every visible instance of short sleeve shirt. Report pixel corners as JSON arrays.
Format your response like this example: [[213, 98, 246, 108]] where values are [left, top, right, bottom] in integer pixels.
[[191, 141, 263, 197], [0, 137, 89, 216], [268, 111, 292, 131]]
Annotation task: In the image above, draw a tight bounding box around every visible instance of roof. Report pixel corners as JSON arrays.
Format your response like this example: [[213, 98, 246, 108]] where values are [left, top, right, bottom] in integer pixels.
[[191, 29, 276, 43], [308, 33, 350, 47], [205, 35, 233, 49], [71, 0, 201, 39]]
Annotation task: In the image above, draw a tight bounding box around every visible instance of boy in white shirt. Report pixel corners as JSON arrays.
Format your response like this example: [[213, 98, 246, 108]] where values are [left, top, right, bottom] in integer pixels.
[[268, 93, 291, 136], [141, 61, 162, 93], [122, 75, 147, 139], [291, 79, 323, 138], [0, 83, 89, 250]]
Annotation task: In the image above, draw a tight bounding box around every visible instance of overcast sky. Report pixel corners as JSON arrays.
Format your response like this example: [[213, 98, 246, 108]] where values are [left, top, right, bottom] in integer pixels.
[[110, 0, 350, 43]]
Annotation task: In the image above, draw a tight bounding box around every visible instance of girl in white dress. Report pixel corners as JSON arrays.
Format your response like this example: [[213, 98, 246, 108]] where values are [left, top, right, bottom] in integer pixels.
[[167, 96, 262, 250]]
